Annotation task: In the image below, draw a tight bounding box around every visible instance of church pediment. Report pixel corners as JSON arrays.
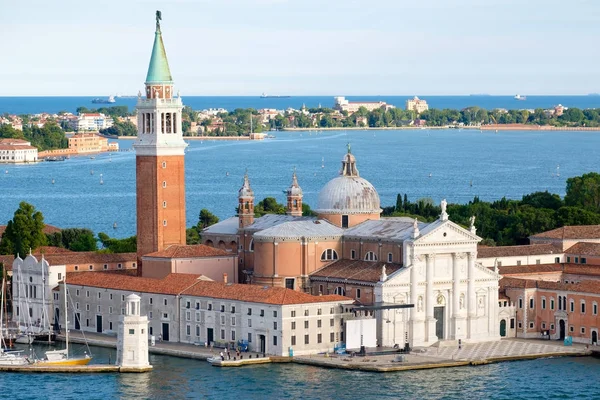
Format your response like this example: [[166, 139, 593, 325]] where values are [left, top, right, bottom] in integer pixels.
[[414, 220, 480, 245]]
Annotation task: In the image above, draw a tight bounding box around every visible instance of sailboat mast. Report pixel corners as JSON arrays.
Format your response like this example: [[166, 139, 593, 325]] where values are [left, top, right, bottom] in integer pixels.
[[1, 276, 5, 348], [64, 276, 68, 356]]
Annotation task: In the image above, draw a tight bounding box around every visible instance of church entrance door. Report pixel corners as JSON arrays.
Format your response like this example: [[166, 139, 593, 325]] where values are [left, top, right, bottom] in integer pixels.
[[559, 320, 566, 340], [434, 306, 444, 339], [207, 328, 214, 345], [500, 319, 506, 337]]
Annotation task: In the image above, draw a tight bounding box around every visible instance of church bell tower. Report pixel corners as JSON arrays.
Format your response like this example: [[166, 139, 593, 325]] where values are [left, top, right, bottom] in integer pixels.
[[134, 11, 187, 276]]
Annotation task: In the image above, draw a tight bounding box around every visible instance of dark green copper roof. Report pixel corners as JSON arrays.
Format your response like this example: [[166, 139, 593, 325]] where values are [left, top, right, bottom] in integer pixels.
[[145, 25, 173, 84]]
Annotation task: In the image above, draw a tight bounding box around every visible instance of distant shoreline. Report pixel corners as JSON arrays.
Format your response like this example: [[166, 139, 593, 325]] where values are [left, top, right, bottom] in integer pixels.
[[118, 136, 252, 140]]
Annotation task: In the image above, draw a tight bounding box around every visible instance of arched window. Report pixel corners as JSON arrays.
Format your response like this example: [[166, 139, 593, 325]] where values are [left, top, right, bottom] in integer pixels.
[[334, 287, 345, 296], [249, 239, 254, 252], [320, 249, 339, 261], [364, 251, 377, 261], [387, 253, 393, 263]]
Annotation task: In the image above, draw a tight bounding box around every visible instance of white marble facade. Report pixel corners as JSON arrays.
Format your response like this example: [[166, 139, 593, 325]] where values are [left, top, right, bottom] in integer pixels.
[[375, 216, 501, 348]]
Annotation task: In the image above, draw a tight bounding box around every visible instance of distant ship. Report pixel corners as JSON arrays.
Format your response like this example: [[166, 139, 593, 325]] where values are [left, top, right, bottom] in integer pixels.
[[92, 95, 116, 104], [260, 92, 291, 98], [514, 94, 527, 101]]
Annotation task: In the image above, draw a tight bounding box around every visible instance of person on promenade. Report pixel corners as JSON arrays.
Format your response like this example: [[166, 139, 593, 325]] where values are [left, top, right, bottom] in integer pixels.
[[158, 334, 162, 342], [220, 351, 224, 361]]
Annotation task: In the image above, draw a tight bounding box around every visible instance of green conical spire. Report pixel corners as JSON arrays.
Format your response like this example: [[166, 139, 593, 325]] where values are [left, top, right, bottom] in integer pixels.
[[145, 11, 173, 84]]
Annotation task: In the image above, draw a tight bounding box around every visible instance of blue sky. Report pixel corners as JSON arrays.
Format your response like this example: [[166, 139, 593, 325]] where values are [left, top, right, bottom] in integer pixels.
[[1, 0, 599, 96]]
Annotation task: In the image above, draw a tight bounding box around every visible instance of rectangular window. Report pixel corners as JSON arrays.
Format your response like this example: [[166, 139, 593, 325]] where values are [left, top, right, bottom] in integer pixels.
[[516, 260, 522, 266], [519, 298, 523, 309], [570, 326, 574, 333], [221, 315, 225, 325], [594, 303, 598, 315], [581, 302, 586, 314], [196, 325, 200, 337], [304, 320, 309, 329], [285, 278, 294, 290], [550, 299, 555, 310], [317, 320, 322, 328], [248, 308, 252, 315], [575, 257, 579, 263], [231, 306, 236, 313], [529, 298, 534, 309], [248, 333, 252, 343], [330, 319, 334, 327], [317, 333, 322, 344], [220, 305, 225, 312], [109, 306, 113, 314], [356, 288, 361, 299], [273, 322, 277, 330], [149, 297, 153, 305], [221, 329, 225, 340], [304, 335, 309, 345], [317, 308, 322, 315], [186, 325, 191, 336], [248, 319, 252, 328], [231, 331, 236, 341], [129, 329, 135, 334], [186, 301, 191, 309], [330, 332, 335, 342], [581, 258, 587, 264], [319, 285, 324, 294], [98, 292, 101, 299], [567, 256, 571, 263], [232, 317, 236, 326], [273, 310, 277, 318], [86, 304, 90, 311], [351, 249, 356, 259], [570, 301, 574, 313], [291, 336, 296, 346], [291, 310, 295, 318], [273, 336, 278, 346], [581, 327, 586, 334], [110, 294, 113, 300], [149, 311, 153, 319], [291, 321, 296, 330], [536, 259, 541, 265], [260, 310, 264, 317], [163, 299, 167, 306], [208, 303, 212, 311], [510, 319, 515, 329], [542, 298, 546, 309]]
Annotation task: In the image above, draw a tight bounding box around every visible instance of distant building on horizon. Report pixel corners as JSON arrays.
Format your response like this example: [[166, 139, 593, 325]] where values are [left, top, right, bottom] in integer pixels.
[[0, 138, 38, 163], [68, 113, 114, 132], [406, 96, 429, 114], [333, 96, 393, 113]]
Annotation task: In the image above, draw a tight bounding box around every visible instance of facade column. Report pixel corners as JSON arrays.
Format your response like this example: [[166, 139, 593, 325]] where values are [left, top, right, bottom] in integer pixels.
[[467, 251, 476, 339], [452, 253, 460, 318], [409, 251, 421, 346], [425, 253, 437, 343], [425, 254, 434, 320]]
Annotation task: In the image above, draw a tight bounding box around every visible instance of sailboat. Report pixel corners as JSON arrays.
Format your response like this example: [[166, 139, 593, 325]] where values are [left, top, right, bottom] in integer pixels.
[[0, 272, 30, 366], [37, 277, 91, 366], [321, 157, 324, 168]]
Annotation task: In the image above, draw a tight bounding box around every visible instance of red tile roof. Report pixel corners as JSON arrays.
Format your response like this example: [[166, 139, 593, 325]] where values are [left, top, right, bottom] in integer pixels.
[[530, 225, 600, 240], [311, 259, 403, 283], [499, 263, 564, 276], [143, 244, 231, 259], [63, 271, 351, 305], [35, 246, 75, 255], [564, 242, 600, 256], [182, 282, 351, 305], [500, 276, 600, 295], [34, 251, 136, 265], [65, 272, 203, 295], [478, 244, 562, 258]]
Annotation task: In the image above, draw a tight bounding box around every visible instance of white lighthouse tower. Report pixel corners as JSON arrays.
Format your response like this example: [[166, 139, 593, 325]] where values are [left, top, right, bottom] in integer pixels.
[[116, 294, 152, 371]]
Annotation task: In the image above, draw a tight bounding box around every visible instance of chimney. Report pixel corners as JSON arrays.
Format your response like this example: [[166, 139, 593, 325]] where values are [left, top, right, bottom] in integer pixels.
[[223, 273, 228, 284]]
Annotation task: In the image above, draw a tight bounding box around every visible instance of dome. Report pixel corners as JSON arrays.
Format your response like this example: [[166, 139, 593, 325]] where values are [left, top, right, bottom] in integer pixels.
[[316, 149, 381, 215]]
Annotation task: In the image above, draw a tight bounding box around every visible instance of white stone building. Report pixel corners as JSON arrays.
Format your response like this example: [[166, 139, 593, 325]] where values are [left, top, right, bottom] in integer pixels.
[[374, 212, 501, 348], [61, 272, 353, 356], [0, 139, 38, 163], [68, 113, 114, 131], [11, 253, 66, 331]]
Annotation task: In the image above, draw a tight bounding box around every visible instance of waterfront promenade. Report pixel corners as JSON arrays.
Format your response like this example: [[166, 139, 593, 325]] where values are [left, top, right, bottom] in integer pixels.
[[62, 332, 590, 373]]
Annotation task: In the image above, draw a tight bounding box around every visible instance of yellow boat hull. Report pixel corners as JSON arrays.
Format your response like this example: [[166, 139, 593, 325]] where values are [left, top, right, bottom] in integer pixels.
[[38, 357, 92, 366]]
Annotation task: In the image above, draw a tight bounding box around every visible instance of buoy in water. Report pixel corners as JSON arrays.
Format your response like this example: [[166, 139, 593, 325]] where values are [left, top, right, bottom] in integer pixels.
[[113, 222, 117, 229], [51, 178, 55, 184]]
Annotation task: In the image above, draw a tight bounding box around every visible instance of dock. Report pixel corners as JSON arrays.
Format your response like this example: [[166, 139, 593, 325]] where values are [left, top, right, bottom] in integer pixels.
[[58, 332, 591, 373], [0, 364, 151, 373]]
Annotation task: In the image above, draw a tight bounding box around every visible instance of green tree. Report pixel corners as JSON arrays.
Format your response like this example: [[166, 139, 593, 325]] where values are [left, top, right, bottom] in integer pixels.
[[0, 202, 48, 256], [255, 197, 286, 216], [50, 228, 97, 251], [97, 233, 136, 253], [302, 203, 317, 217], [100, 120, 137, 137], [521, 191, 563, 210], [186, 228, 200, 245], [197, 209, 219, 230], [565, 172, 600, 213]]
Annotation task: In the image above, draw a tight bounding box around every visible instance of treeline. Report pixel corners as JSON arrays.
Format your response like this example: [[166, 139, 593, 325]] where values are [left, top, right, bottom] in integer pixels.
[[100, 120, 137, 136], [419, 106, 600, 127], [199, 108, 266, 136], [74, 105, 131, 118], [383, 173, 600, 246], [0, 123, 67, 151]]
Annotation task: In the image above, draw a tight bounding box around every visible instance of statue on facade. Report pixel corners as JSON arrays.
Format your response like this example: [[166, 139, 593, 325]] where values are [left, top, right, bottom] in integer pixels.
[[379, 265, 387, 282], [156, 10, 162, 31], [412, 218, 420, 239], [417, 296, 423, 312], [440, 199, 448, 221], [459, 293, 465, 309]]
